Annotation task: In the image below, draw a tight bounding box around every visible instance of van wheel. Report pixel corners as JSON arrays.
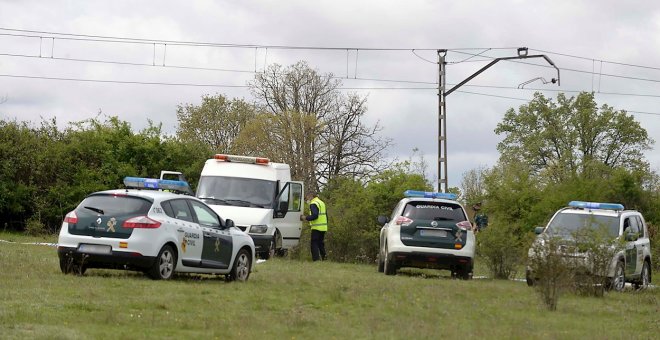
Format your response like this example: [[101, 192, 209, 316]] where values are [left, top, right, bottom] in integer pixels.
[[148, 245, 176, 280], [261, 237, 275, 260]]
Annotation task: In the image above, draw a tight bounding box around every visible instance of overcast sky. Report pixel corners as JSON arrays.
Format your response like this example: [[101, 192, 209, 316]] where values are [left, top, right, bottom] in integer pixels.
[[1, 0, 659, 190]]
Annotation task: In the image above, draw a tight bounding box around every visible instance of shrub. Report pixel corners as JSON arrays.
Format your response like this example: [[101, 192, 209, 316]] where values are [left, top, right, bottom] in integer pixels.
[[528, 235, 574, 311], [25, 216, 47, 236], [477, 222, 527, 279]]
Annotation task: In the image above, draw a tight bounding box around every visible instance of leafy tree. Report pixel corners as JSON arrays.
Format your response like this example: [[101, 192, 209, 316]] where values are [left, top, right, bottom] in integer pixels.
[[176, 94, 258, 153], [495, 92, 653, 182]]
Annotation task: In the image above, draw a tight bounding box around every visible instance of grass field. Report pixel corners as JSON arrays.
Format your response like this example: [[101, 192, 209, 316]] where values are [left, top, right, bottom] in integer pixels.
[[1, 231, 658, 339]]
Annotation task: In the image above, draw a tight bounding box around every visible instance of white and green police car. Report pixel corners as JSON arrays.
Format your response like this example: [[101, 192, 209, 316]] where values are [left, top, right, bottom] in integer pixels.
[[526, 201, 652, 291], [57, 177, 255, 281], [377, 190, 475, 279]]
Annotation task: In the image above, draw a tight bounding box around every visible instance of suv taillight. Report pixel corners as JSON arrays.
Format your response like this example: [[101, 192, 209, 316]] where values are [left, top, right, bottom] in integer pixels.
[[395, 216, 413, 226], [64, 211, 78, 224], [123, 216, 161, 229], [456, 221, 472, 231]]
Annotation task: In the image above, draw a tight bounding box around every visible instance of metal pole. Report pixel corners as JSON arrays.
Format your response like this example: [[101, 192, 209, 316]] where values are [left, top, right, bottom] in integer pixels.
[[438, 50, 448, 193]]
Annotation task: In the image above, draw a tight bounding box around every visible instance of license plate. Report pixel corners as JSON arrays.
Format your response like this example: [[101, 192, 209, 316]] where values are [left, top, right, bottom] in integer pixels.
[[78, 244, 112, 254], [419, 229, 447, 238]]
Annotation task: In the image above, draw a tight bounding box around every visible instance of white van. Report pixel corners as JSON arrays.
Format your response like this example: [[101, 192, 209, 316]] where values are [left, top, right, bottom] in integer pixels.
[[195, 154, 304, 258]]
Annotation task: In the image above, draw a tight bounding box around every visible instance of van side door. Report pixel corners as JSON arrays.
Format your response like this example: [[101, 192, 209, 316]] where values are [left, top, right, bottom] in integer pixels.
[[274, 181, 304, 249]]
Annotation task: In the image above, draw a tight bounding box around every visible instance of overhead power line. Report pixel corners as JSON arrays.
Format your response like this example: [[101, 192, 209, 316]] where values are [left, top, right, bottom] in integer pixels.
[[0, 28, 520, 52]]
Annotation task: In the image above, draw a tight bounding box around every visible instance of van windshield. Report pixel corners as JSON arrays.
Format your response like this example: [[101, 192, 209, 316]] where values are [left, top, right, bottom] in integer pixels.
[[197, 176, 276, 208]]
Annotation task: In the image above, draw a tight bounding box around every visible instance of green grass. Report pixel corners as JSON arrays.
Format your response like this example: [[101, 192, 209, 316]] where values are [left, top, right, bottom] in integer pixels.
[[1, 232, 658, 339]]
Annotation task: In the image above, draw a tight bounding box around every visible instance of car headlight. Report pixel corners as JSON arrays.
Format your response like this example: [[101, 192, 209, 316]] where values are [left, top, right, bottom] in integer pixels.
[[249, 225, 268, 234]]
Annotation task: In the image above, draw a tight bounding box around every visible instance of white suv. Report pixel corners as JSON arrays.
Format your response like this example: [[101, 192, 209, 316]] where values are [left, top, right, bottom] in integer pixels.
[[526, 201, 653, 291], [377, 190, 475, 279], [57, 177, 255, 281]]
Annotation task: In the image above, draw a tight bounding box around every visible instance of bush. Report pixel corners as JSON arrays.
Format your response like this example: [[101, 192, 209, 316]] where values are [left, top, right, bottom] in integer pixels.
[[528, 235, 574, 311], [25, 216, 47, 236], [477, 222, 527, 279]]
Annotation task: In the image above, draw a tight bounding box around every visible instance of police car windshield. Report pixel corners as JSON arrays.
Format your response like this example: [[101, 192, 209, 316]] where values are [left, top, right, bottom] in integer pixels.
[[547, 212, 619, 238], [402, 201, 467, 222], [197, 176, 276, 208]]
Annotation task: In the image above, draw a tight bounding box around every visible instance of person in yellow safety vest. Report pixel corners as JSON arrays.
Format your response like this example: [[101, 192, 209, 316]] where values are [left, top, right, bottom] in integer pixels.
[[300, 191, 327, 261]]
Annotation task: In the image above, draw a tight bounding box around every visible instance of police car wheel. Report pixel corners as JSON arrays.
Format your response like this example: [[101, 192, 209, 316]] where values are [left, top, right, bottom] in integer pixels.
[[228, 248, 251, 282], [60, 256, 87, 275], [148, 245, 176, 280]]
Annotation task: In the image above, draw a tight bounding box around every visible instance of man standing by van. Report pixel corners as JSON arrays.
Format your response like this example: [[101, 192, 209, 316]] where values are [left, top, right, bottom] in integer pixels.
[[301, 191, 328, 261]]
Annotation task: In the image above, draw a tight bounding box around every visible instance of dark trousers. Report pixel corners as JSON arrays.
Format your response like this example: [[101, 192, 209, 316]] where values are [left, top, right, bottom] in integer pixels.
[[310, 229, 326, 261]]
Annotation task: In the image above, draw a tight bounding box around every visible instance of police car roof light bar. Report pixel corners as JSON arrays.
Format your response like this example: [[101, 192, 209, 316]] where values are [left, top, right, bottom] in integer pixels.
[[568, 201, 624, 211], [124, 177, 192, 194], [404, 190, 457, 200], [214, 154, 270, 165]]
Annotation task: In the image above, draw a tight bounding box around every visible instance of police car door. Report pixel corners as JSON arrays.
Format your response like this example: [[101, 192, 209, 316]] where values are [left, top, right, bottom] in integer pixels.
[[189, 200, 233, 270], [164, 199, 203, 266]]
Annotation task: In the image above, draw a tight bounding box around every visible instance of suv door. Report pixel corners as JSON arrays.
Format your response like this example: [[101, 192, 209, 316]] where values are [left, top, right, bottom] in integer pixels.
[[623, 216, 640, 276], [190, 200, 233, 270], [633, 215, 650, 277]]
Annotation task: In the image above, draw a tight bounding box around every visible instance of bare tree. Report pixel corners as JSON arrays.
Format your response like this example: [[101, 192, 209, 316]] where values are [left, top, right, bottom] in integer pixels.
[[249, 61, 391, 192]]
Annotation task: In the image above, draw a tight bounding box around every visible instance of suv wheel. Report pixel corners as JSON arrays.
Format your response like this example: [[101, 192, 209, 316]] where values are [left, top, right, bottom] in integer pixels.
[[634, 261, 651, 290], [384, 244, 397, 276], [609, 261, 625, 292], [377, 252, 385, 273], [457, 266, 472, 280]]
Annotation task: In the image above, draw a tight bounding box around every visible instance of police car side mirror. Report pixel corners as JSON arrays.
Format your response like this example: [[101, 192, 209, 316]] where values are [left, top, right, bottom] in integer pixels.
[[377, 216, 389, 226], [534, 226, 544, 235], [225, 219, 235, 229]]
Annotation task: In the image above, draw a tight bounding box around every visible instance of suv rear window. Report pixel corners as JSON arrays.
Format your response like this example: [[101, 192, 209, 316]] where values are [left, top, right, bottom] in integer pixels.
[[402, 201, 467, 222]]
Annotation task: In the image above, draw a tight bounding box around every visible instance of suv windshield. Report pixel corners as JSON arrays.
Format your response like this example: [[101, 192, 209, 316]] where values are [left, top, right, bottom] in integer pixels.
[[402, 201, 467, 222], [197, 176, 276, 208], [546, 212, 620, 238]]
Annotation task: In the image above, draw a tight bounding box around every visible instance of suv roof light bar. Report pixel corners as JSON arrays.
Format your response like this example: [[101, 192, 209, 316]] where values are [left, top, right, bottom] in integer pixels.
[[404, 190, 457, 201], [568, 201, 624, 211], [123, 177, 193, 195]]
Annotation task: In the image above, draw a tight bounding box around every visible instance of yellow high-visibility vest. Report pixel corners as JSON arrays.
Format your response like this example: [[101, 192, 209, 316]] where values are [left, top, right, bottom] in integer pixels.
[[309, 197, 328, 232]]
